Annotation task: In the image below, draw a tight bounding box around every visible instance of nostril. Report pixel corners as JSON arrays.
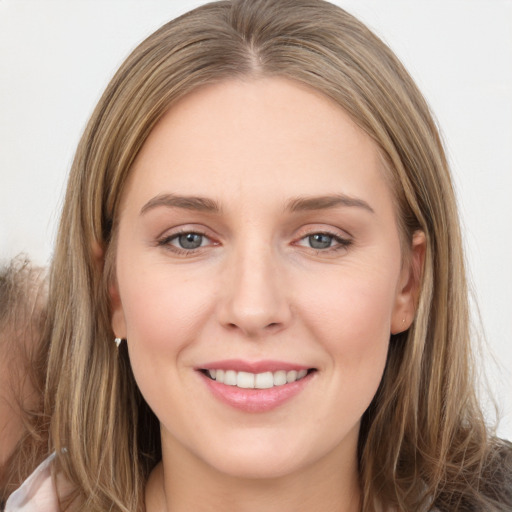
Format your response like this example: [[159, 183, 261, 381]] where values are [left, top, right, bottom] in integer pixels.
[[226, 321, 279, 329]]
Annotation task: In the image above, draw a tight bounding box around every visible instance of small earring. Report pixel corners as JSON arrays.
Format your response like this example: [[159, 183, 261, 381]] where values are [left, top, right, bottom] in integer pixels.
[[114, 337, 122, 348]]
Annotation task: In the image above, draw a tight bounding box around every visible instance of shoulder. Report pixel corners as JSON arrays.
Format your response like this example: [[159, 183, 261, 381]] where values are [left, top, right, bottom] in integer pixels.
[[4, 454, 58, 512]]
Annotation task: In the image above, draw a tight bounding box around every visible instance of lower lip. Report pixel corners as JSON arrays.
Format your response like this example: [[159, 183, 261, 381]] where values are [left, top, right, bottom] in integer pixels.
[[200, 372, 314, 413]]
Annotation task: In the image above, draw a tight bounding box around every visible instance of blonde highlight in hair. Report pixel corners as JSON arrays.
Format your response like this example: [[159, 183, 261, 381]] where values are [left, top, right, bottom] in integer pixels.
[[44, 1, 511, 510]]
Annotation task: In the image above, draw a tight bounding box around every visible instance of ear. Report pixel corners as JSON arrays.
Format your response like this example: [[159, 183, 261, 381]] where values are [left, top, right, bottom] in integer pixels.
[[91, 239, 104, 264], [93, 238, 127, 339], [390, 230, 426, 334], [110, 280, 127, 339]]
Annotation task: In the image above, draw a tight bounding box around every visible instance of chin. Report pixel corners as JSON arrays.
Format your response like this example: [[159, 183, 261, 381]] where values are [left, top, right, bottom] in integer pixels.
[[189, 430, 335, 481], [206, 451, 309, 480]]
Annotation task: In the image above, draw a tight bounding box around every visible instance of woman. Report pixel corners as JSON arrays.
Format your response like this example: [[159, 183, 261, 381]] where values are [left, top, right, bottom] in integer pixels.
[[5, 0, 511, 510]]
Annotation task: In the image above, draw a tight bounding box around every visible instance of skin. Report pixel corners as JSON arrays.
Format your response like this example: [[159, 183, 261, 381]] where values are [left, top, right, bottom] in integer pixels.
[[111, 77, 425, 512]]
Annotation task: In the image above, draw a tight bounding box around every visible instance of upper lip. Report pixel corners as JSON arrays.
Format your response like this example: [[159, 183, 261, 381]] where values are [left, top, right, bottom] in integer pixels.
[[197, 359, 312, 373]]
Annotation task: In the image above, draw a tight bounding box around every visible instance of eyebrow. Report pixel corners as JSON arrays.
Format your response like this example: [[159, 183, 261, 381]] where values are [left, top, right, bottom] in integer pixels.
[[140, 193, 374, 216], [140, 194, 221, 215], [285, 194, 375, 214]]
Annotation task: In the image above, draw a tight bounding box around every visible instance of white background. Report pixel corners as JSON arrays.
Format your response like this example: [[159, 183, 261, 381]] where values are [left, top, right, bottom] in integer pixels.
[[0, 0, 511, 440]]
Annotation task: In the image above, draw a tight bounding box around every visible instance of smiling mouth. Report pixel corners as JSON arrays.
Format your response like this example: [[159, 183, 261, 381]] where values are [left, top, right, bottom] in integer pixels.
[[200, 368, 316, 389]]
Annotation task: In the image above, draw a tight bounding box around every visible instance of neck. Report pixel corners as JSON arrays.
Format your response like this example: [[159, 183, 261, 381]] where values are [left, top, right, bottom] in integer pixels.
[[145, 431, 361, 512]]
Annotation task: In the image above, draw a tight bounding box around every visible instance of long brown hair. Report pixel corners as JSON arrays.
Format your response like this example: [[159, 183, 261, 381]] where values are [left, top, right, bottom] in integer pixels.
[[43, 1, 511, 510], [0, 256, 49, 505]]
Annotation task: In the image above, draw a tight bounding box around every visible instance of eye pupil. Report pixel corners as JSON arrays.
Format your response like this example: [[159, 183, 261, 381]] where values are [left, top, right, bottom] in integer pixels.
[[178, 233, 203, 249], [309, 234, 332, 249]]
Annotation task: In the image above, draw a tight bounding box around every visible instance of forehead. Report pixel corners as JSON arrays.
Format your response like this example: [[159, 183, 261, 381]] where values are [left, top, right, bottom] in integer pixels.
[[124, 77, 394, 217]]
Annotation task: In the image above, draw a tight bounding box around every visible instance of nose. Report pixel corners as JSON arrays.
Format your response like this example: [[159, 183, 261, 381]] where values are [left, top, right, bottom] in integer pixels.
[[217, 243, 292, 337]]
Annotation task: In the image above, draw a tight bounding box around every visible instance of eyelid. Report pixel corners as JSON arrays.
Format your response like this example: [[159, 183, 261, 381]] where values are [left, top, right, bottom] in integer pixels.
[[293, 223, 353, 241], [296, 233, 351, 249], [154, 224, 353, 255], [156, 225, 219, 255], [292, 225, 353, 252]]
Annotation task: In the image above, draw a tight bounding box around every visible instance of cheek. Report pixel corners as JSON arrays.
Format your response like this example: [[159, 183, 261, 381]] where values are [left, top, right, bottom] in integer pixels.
[[118, 263, 214, 349], [284, 264, 398, 447], [298, 264, 398, 379], [115, 262, 217, 404]]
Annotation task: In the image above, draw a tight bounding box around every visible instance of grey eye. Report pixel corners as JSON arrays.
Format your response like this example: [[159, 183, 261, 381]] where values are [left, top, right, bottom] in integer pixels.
[[178, 233, 204, 249], [308, 234, 333, 249]]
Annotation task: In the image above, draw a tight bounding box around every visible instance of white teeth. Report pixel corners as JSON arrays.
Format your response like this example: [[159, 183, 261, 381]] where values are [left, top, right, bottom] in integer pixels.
[[206, 368, 310, 389], [286, 370, 297, 383], [237, 371, 255, 389], [273, 370, 287, 386], [254, 372, 273, 389], [224, 370, 237, 386], [297, 369, 307, 379]]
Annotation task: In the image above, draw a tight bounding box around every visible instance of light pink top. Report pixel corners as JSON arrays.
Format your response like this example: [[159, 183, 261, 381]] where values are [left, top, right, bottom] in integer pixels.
[[5, 453, 58, 512]]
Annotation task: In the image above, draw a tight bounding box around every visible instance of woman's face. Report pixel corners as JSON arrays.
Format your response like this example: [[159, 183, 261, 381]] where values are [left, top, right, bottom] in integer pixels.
[[111, 78, 421, 480]]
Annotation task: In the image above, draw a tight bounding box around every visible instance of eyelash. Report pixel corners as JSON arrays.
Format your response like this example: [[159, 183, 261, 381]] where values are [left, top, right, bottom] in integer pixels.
[[295, 231, 352, 253], [157, 229, 213, 256], [156, 229, 352, 255]]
